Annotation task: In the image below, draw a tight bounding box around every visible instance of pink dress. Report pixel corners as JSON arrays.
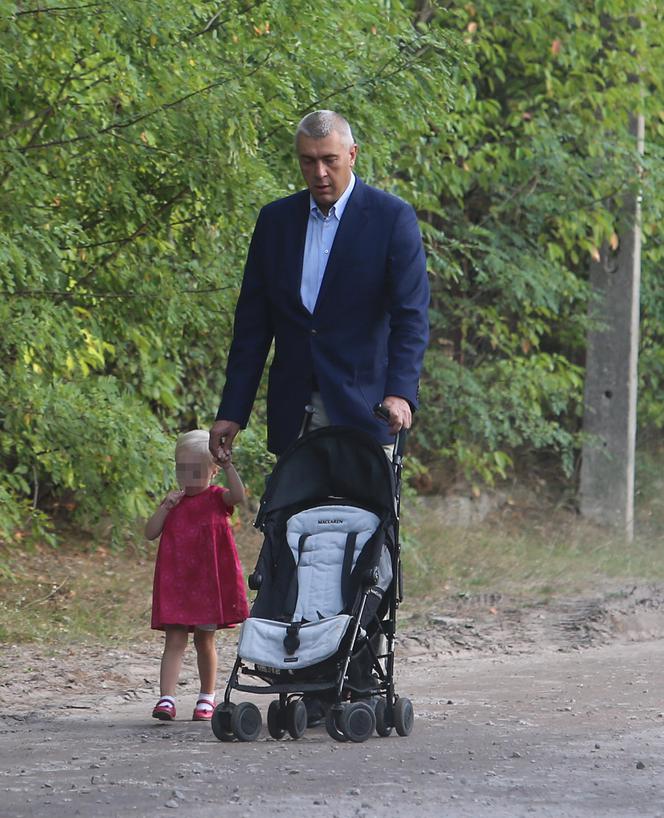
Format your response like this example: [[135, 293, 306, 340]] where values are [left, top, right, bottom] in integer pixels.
[[151, 485, 249, 631]]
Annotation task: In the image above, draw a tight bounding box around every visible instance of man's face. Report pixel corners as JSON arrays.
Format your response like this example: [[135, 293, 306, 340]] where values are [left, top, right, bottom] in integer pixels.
[[297, 131, 358, 215]]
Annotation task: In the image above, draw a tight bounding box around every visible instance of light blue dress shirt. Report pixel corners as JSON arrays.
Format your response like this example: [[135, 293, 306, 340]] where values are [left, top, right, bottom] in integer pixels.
[[300, 173, 356, 313]]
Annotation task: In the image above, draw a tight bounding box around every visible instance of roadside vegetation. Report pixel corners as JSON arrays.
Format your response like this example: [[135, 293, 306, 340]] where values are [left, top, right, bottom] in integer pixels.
[[1, 1, 663, 553], [2, 447, 661, 645]]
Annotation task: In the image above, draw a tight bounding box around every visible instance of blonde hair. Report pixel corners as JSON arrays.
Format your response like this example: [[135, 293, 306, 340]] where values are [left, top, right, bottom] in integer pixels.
[[175, 430, 215, 465]]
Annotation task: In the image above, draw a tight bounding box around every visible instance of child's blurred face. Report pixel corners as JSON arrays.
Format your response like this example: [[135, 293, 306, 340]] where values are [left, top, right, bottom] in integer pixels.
[[175, 451, 216, 494]]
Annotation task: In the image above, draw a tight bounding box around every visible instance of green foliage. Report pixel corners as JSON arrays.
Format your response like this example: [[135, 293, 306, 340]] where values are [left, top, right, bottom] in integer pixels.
[[420, 350, 583, 483], [1, 0, 662, 542], [411, 0, 664, 483], [0, 0, 463, 538]]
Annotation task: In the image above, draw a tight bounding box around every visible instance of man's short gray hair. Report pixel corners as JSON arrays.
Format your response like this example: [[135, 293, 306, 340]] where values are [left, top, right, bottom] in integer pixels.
[[295, 110, 355, 148]]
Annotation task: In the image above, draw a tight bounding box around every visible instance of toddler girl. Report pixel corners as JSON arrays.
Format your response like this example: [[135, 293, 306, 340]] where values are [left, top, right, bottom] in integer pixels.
[[146, 429, 249, 721]]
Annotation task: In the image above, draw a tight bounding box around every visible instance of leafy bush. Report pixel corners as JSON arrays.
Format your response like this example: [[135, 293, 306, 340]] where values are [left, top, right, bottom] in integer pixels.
[[0, 0, 462, 537], [1, 1, 662, 541]]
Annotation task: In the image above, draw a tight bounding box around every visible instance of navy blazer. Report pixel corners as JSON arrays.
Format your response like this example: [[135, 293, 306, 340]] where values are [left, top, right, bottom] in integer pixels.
[[217, 177, 429, 454]]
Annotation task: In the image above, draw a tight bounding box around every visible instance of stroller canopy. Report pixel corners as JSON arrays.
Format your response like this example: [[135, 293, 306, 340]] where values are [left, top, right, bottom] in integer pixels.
[[255, 426, 397, 527]]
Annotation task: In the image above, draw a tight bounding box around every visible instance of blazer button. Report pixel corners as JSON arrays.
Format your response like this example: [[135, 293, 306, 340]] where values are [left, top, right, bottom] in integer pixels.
[[311, 329, 317, 335]]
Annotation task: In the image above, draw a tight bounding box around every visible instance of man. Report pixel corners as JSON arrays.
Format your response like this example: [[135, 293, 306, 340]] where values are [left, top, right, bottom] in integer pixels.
[[209, 109, 429, 461]]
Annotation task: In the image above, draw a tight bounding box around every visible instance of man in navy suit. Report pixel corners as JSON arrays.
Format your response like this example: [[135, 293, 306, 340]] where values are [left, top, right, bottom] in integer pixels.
[[209, 110, 429, 459]]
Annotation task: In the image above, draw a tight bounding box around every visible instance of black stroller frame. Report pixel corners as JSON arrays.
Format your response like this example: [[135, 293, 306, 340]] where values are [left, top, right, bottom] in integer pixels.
[[211, 421, 414, 743]]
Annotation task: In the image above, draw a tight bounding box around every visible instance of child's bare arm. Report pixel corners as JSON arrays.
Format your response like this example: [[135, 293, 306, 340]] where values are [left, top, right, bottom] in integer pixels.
[[145, 490, 184, 540], [219, 455, 246, 507]]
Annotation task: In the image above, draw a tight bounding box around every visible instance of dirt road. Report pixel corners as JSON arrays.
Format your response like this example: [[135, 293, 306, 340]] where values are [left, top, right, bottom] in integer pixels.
[[2, 586, 664, 817]]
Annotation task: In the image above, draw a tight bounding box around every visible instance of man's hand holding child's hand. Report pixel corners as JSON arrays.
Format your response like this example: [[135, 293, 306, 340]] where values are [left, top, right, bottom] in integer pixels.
[[216, 449, 233, 470]]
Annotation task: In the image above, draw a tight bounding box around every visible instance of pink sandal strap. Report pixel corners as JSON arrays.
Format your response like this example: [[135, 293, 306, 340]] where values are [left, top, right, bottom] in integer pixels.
[[152, 697, 176, 720], [192, 698, 215, 721]]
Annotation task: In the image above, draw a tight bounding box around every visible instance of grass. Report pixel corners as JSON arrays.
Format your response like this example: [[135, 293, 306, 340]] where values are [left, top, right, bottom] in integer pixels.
[[0, 540, 156, 645], [0, 511, 264, 646], [1, 450, 662, 644], [403, 505, 664, 604], [403, 447, 664, 603]]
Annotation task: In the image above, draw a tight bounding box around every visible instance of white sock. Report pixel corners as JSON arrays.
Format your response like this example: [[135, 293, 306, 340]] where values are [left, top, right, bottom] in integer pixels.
[[157, 695, 175, 708], [196, 692, 215, 712]]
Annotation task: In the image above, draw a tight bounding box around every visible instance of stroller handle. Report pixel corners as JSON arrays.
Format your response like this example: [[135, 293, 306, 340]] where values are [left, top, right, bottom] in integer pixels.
[[373, 402, 408, 460]]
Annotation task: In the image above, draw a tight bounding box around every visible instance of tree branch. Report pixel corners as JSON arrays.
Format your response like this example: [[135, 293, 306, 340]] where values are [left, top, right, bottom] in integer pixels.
[[15, 47, 277, 152], [13, 3, 104, 17], [188, 0, 263, 39], [3, 106, 52, 137], [68, 186, 189, 292], [73, 213, 204, 249], [8, 286, 235, 300], [110, 130, 180, 157], [19, 576, 70, 609], [260, 40, 430, 144], [1, 54, 86, 184]]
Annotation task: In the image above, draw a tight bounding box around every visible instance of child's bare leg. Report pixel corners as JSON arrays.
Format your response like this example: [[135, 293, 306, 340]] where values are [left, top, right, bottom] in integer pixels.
[[160, 627, 189, 696], [193, 628, 217, 694]]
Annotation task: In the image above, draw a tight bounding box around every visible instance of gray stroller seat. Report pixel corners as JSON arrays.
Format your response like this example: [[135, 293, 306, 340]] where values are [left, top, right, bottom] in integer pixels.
[[238, 504, 391, 670]]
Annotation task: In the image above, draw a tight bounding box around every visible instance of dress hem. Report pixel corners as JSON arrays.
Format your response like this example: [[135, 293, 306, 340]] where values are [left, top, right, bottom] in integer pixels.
[[151, 620, 243, 632]]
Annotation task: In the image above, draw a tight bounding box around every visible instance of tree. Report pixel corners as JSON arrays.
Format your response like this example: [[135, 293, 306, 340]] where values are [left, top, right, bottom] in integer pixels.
[[411, 0, 664, 489], [2, 0, 662, 545], [0, 0, 463, 540]]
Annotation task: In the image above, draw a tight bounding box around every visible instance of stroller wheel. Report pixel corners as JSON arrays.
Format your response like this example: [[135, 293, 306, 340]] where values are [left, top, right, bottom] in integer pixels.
[[325, 705, 349, 742], [340, 702, 376, 743], [286, 699, 307, 739], [231, 702, 262, 742], [393, 697, 414, 737], [211, 702, 236, 742], [267, 700, 287, 740], [374, 698, 393, 737]]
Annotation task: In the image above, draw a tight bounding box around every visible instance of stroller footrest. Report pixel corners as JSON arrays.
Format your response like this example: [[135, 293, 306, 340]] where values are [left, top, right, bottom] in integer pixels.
[[234, 678, 338, 695], [238, 615, 352, 670]]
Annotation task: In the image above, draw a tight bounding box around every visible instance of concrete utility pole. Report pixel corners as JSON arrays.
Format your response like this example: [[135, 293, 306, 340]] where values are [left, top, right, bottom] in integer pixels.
[[579, 115, 644, 542]]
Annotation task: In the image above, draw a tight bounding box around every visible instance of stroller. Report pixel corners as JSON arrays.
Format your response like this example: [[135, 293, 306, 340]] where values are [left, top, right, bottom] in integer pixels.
[[211, 421, 414, 743]]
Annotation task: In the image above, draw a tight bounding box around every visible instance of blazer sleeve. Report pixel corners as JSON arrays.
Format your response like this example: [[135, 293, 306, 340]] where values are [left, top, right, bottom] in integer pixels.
[[384, 202, 430, 408], [216, 209, 274, 426]]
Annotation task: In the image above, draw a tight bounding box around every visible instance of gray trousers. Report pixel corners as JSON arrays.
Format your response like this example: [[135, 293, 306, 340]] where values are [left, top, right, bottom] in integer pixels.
[[308, 392, 394, 461]]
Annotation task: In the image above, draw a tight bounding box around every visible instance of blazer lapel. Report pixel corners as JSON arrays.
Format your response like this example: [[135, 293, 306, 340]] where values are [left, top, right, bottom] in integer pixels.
[[284, 191, 311, 314], [313, 178, 368, 313]]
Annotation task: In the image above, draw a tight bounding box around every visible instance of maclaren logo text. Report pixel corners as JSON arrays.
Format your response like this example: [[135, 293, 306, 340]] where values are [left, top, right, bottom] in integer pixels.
[[318, 519, 344, 524]]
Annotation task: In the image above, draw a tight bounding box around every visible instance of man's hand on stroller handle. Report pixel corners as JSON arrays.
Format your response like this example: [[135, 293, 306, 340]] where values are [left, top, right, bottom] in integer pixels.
[[209, 419, 241, 463], [374, 396, 412, 434]]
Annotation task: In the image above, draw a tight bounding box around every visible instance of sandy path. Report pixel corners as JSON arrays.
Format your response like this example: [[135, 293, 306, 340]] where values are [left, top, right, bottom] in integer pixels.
[[2, 588, 664, 817]]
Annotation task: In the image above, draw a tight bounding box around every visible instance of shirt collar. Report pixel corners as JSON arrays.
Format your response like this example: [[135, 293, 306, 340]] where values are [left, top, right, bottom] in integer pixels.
[[309, 172, 356, 220]]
